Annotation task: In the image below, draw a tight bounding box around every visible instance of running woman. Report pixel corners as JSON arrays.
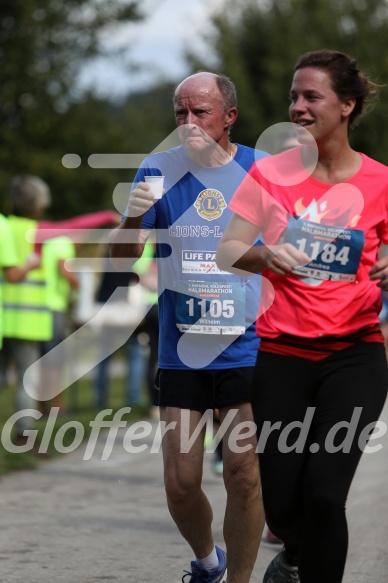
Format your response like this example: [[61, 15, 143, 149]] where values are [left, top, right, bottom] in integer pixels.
[[217, 50, 388, 583]]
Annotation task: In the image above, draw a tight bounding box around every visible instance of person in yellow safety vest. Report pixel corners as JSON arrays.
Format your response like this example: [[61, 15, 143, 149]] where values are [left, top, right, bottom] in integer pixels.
[[1, 174, 121, 447], [0, 214, 41, 349], [39, 236, 79, 415], [0, 177, 53, 446]]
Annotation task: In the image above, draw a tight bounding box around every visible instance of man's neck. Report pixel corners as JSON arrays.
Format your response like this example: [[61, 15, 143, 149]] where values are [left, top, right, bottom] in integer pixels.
[[189, 142, 237, 167]]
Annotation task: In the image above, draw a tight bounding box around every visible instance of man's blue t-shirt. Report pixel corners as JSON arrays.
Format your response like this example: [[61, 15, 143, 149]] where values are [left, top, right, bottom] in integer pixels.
[[133, 144, 267, 370]]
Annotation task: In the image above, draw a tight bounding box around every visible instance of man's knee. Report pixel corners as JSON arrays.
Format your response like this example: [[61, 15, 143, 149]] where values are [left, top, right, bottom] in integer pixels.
[[164, 460, 203, 504], [223, 450, 260, 496]]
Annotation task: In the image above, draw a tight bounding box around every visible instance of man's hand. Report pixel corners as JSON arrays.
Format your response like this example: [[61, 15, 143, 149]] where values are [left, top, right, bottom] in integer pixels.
[[125, 182, 159, 218], [109, 182, 156, 268]]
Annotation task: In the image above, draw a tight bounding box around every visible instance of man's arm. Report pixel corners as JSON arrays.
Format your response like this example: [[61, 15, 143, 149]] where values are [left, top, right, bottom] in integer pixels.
[[109, 181, 157, 270]]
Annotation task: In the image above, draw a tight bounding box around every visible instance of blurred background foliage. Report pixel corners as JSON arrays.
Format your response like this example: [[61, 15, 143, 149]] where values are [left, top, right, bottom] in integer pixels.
[[1, 0, 388, 218]]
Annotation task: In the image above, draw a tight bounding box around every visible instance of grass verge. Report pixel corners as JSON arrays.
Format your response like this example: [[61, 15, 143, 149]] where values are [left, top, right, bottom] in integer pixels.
[[0, 373, 151, 476]]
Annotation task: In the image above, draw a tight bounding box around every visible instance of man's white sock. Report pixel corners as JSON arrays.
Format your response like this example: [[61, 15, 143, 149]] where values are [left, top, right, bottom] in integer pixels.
[[197, 546, 219, 571]]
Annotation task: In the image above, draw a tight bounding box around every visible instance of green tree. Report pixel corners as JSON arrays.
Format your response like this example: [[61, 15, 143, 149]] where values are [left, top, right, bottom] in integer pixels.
[[0, 0, 143, 215], [188, 0, 388, 162], [46, 83, 177, 219]]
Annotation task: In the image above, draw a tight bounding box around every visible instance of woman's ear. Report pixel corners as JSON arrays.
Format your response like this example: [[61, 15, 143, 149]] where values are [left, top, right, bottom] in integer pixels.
[[341, 98, 356, 120]]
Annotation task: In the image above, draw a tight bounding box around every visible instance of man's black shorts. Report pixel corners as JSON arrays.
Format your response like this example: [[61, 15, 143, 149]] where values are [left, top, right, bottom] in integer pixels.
[[154, 367, 255, 412]]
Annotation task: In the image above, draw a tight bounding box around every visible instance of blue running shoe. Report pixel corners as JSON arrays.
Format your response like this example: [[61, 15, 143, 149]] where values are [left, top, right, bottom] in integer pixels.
[[262, 548, 299, 583], [182, 546, 227, 582]]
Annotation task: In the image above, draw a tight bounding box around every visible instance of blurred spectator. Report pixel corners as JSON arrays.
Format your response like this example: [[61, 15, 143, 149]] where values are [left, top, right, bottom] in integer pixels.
[[39, 236, 79, 414], [94, 241, 158, 410], [379, 290, 388, 356], [94, 254, 146, 408], [0, 174, 120, 444], [136, 245, 159, 417], [0, 177, 53, 444], [0, 213, 41, 348]]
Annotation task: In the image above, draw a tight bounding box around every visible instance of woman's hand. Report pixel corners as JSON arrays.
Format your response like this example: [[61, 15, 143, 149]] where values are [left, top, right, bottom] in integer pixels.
[[265, 243, 311, 276], [370, 255, 388, 290]]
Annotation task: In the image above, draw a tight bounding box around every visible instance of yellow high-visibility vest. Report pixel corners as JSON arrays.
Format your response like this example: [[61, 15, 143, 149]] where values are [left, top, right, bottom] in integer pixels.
[[2, 216, 52, 341], [0, 214, 19, 348]]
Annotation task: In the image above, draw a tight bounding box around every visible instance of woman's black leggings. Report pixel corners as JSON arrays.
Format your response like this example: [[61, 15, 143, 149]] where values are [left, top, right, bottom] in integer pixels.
[[252, 342, 388, 583]]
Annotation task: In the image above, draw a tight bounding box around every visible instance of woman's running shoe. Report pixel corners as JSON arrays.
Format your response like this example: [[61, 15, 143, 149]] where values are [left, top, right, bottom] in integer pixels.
[[262, 548, 299, 583]]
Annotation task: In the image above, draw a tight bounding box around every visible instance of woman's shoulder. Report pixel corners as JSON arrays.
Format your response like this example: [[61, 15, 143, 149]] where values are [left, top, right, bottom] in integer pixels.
[[360, 152, 388, 175], [252, 146, 310, 186]]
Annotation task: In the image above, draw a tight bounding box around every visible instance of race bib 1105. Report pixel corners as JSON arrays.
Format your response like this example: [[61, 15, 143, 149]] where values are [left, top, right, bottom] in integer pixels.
[[175, 280, 246, 334]]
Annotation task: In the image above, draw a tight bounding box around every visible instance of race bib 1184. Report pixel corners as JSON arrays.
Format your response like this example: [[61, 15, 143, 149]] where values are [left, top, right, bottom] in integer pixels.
[[284, 219, 365, 281]]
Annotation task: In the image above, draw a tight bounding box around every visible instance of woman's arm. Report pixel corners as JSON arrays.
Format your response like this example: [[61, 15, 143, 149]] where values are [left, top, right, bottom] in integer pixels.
[[370, 244, 388, 290], [216, 214, 310, 276]]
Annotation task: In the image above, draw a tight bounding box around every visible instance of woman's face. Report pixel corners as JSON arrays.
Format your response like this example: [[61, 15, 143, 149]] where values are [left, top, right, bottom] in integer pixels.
[[289, 67, 354, 145]]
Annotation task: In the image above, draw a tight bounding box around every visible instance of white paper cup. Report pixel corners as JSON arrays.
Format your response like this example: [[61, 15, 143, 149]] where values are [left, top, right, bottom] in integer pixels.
[[145, 175, 165, 199]]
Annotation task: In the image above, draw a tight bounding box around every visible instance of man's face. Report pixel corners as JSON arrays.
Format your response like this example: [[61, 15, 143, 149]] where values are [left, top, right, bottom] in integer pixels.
[[173, 75, 234, 158]]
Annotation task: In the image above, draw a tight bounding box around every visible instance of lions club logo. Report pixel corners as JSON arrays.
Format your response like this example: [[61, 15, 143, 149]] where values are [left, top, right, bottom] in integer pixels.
[[194, 189, 227, 221]]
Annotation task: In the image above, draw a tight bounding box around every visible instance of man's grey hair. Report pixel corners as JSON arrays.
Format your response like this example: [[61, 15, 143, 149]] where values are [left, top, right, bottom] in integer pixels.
[[174, 71, 238, 112], [215, 74, 238, 112]]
